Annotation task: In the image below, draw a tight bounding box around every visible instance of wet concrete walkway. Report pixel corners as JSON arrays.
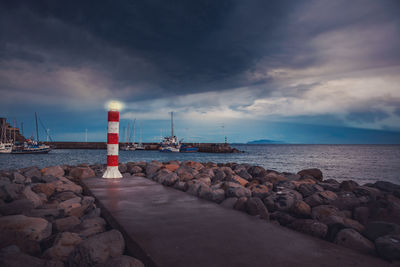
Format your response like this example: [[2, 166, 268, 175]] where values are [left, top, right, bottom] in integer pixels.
[[82, 176, 391, 267]]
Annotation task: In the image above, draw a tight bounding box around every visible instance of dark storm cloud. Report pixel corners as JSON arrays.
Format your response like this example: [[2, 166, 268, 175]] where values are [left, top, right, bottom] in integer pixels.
[[346, 109, 390, 124]]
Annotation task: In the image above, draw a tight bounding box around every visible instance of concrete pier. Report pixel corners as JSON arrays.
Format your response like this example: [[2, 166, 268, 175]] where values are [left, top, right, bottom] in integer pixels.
[[81, 176, 391, 267]]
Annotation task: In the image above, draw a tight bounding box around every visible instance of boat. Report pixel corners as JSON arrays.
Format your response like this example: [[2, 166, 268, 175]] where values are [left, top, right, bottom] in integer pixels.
[[136, 122, 145, 150], [122, 119, 138, 151], [11, 112, 51, 154], [159, 112, 181, 152], [179, 143, 199, 153], [0, 119, 13, 153]]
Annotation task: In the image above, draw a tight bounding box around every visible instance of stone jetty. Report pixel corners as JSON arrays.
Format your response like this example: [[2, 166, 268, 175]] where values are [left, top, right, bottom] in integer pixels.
[[1, 161, 400, 266]]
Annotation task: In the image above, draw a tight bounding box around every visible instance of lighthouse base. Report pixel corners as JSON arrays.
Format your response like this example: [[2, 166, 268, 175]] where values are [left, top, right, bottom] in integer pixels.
[[102, 166, 123, 179]]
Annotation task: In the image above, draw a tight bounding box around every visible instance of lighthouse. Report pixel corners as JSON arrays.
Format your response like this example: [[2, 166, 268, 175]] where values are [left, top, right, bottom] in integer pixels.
[[103, 100, 123, 179]]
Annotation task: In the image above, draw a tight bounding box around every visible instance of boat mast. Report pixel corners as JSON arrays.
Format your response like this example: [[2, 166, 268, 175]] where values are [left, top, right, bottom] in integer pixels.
[[35, 112, 39, 142], [133, 119, 136, 143], [171, 112, 174, 138]]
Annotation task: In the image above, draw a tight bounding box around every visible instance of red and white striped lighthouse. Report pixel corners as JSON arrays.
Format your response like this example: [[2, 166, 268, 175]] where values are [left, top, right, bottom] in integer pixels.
[[103, 101, 123, 179]]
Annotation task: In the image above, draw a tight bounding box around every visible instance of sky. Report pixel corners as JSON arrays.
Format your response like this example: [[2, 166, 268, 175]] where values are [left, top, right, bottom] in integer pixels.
[[1, 0, 400, 144]]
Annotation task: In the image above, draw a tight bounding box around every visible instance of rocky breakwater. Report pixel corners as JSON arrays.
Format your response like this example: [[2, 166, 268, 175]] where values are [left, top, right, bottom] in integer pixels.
[[117, 160, 400, 263], [0, 165, 145, 267]]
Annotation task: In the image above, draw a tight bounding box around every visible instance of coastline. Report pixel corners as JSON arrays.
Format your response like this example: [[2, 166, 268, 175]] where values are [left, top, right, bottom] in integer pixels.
[[1, 161, 399, 265]]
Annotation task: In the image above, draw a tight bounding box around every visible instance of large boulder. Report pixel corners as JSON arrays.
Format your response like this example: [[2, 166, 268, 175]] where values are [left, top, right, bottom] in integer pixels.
[[0, 230, 42, 256], [58, 197, 82, 215], [226, 186, 251, 198], [0, 184, 24, 201], [371, 181, 400, 197], [12, 172, 28, 184], [0, 199, 34, 216], [297, 168, 323, 181], [312, 205, 364, 233], [290, 200, 311, 218], [375, 234, 400, 261], [22, 187, 42, 208], [32, 183, 56, 197], [182, 161, 204, 171], [41, 166, 65, 178], [77, 217, 107, 237], [198, 187, 225, 203], [339, 180, 359, 192], [220, 197, 238, 209], [43, 232, 83, 261], [246, 197, 269, 220], [264, 189, 302, 212], [331, 191, 360, 211], [69, 167, 95, 179], [164, 164, 180, 172], [0, 247, 62, 267], [54, 216, 81, 232], [0, 215, 52, 241], [176, 165, 198, 181], [53, 177, 82, 194], [364, 221, 400, 241], [249, 184, 272, 199], [304, 191, 337, 207], [334, 228, 375, 255], [153, 169, 178, 186], [297, 183, 324, 198], [68, 230, 125, 266], [289, 219, 328, 239]]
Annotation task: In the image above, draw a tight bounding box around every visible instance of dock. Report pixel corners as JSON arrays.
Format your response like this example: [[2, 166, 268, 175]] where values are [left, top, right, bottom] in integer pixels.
[[43, 142, 240, 153], [81, 176, 390, 267]]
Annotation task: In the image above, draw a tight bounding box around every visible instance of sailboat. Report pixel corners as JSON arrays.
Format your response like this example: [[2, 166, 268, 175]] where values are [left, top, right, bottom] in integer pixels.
[[159, 112, 181, 152], [135, 122, 145, 150], [123, 119, 138, 151], [0, 120, 13, 153], [11, 113, 51, 154]]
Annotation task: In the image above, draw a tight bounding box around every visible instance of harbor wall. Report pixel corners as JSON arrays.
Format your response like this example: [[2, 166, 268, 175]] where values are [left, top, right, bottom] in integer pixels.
[[43, 142, 240, 153]]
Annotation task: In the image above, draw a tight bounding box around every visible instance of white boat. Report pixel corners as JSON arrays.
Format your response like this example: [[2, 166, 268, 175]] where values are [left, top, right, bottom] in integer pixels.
[[159, 112, 181, 152], [0, 142, 12, 153]]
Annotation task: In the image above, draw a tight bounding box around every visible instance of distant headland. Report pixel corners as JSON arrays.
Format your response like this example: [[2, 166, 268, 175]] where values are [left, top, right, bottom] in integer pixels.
[[247, 139, 285, 144]]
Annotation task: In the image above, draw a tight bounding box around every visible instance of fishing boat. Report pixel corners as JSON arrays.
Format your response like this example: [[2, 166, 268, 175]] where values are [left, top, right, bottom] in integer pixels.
[[11, 112, 51, 154], [159, 112, 181, 152], [0, 142, 12, 153]]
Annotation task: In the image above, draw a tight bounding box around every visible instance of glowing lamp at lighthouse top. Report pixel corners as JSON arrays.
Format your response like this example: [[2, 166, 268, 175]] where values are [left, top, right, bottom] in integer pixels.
[[106, 100, 124, 111]]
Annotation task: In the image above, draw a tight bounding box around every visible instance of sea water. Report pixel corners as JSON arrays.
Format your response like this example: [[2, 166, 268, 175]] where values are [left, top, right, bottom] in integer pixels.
[[0, 144, 399, 185]]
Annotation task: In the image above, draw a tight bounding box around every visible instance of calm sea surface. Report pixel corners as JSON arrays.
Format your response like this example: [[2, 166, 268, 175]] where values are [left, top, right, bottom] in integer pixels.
[[1, 145, 399, 185]]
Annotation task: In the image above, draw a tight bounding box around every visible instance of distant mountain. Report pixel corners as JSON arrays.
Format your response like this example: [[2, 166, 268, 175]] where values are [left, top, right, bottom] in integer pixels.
[[247, 139, 285, 144]]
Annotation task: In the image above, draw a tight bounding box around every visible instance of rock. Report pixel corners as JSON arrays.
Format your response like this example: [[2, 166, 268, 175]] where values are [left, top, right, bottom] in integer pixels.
[[182, 161, 204, 171], [69, 167, 95, 179], [0, 215, 52, 241], [375, 234, 400, 261], [297, 168, 323, 181], [249, 184, 272, 199], [339, 180, 359, 192], [304, 191, 337, 207], [247, 166, 267, 179], [32, 183, 56, 197], [198, 187, 225, 203], [53, 177, 82, 194], [153, 169, 178, 186], [317, 182, 340, 192], [43, 232, 82, 261], [145, 162, 163, 179], [273, 180, 297, 191], [262, 172, 287, 184], [0, 199, 34, 216], [311, 205, 345, 224], [81, 208, 101, 220], [77, 217, 106, 237], [23, 167, 42, 181], [353, 206, 370, 225], [364, 221, 400, 241], [220, 197, 238, 209], [0, 230, 42, 256], [228, 175, 248, 187], [22, 187, 42, 208], [117, 163, 128, 173], [96, 255, 145, 267], [172, 181, 186, 191], [26, 208, 61, 220], [194, 174, 212, 185], [128, 165, 142, 174], [265, 189, 302, 212], [0, 183, 24, 201], [54, 216, 81, 232], [12, 172, 28, 184], [290, 201, 311, 218], [234, 197, 248, 211], [164, 164, 180, 172], [212, 169, 226, 182], [372, 181, 400, 195], [58, 197, 82, 215], [353, 186, 382, 202], [0, 176, 10, 187], [331, 191, 360, 211], [0, 249, 48, 267], [297, 183, 324, 198], [334, 228, 375, 255], [289, 219, 328, 239], [69, 230, 125, 266], [236, 170, 252, 180], [186, 182, 205, 196], [226, 186, 251, 198], [176, 165, 198, 181], [270, 211, 296, 226], [41, 166, 65, 178], [53, 191, 80, 201], [246, 197, 269, 220]]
